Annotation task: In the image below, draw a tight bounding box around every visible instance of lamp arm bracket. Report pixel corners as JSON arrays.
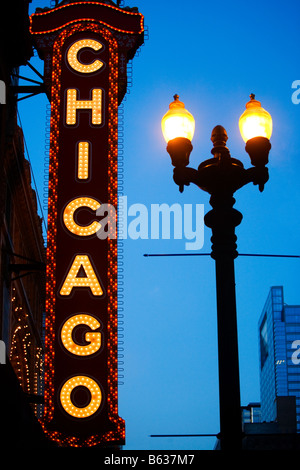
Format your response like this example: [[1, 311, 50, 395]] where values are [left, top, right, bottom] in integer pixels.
[[173, 162, 269, 194], [173, 166, 199, 190], [243, 166, 269, 192]]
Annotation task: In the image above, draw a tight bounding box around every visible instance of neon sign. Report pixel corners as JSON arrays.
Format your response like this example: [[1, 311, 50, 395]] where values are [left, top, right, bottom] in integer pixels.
[[30, 2, 144, 447]]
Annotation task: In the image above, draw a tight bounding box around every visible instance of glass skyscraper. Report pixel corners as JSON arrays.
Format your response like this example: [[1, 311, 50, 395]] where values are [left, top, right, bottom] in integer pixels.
[[241, 402, 261, 424], [258, 286, 300, 431]]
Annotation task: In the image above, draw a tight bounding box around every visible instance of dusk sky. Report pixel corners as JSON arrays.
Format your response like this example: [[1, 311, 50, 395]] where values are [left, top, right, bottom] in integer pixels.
[[18, 0, 300, 450]]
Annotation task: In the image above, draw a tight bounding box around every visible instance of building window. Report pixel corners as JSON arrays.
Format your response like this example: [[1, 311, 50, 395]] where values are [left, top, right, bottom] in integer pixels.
[[260, 314, 268, 369]]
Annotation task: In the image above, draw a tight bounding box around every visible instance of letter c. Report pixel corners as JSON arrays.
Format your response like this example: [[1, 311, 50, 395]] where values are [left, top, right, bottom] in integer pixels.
[[63, 197, 101, 236], [67, 39, 104, 74]]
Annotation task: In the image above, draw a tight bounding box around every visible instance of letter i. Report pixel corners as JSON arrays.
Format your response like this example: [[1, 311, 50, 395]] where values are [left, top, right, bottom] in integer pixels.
[[77, 141, 90, 180]]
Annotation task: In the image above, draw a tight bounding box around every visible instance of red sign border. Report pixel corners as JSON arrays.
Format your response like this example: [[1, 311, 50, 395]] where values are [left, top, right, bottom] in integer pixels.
[[29, 2, 144, 36], [42, 22, 124, 447]]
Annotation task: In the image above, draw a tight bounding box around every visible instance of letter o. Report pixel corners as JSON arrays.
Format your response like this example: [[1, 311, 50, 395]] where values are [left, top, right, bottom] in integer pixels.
[[60, 375, 102, 418]]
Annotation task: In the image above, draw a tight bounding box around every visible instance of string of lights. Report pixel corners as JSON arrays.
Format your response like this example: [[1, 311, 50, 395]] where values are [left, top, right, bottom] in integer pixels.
[[9, 287, 44, 415]]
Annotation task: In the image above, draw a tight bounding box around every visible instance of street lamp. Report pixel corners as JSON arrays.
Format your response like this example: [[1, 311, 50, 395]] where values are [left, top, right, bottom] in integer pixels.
[[161, 94, 272, 451], [161, 95, 195, 192]]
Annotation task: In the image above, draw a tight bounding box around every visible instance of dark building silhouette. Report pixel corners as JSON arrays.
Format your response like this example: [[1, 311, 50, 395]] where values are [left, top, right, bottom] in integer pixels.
[[0, 0, 49, 448]]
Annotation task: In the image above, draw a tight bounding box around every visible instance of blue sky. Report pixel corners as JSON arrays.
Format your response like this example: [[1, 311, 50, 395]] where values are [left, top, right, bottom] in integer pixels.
[[19, 0, 300, 450]]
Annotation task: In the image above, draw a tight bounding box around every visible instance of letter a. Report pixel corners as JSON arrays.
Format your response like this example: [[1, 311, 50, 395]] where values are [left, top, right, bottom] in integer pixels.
[[60, 255, 104, 296]]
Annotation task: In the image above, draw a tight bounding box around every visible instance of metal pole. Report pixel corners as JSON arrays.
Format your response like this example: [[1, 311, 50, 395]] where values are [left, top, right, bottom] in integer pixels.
[[214, 255, 242, 450], [205, 194, 243, 450]]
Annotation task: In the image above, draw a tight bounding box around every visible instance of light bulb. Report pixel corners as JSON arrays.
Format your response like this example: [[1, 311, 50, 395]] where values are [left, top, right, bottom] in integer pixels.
[[161, 94, 195, 143], [239, 94, 272, 143]]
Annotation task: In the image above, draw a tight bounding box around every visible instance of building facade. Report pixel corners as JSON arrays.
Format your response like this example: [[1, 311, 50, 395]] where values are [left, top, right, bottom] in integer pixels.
[[0, 0, 49, 447], [258, 286, 300, 431], [241, 402, 261, 425]]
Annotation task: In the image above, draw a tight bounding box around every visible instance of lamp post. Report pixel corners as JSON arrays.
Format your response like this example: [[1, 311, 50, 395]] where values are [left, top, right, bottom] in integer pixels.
[[161, 94, 272, 451]]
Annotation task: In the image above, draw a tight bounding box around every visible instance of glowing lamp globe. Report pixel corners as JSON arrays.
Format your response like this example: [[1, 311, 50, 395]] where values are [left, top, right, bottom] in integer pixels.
[[161, 94, 195, 144], [239, 94, 272, 143]]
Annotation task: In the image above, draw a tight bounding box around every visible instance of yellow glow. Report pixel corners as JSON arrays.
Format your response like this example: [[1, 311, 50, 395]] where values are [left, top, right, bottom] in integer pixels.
[[61, 314, 101, 356], [60, 255, 103, 296], [239, 95, 272, 142], [66, 88, 102, 125], [67, 39, 103, 74], [161, 95, 195, 143], [77, 141, 90, 180], [63, 197, 101, 236], [60, 375, 102, 418]]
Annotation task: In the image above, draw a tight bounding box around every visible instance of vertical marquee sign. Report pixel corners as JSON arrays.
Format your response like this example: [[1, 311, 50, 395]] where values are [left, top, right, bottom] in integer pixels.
[[30, 2, 144, 447]]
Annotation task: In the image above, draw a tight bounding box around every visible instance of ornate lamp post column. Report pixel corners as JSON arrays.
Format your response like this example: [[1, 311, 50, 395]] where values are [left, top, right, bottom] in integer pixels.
[[161, 94, 272, 450]]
